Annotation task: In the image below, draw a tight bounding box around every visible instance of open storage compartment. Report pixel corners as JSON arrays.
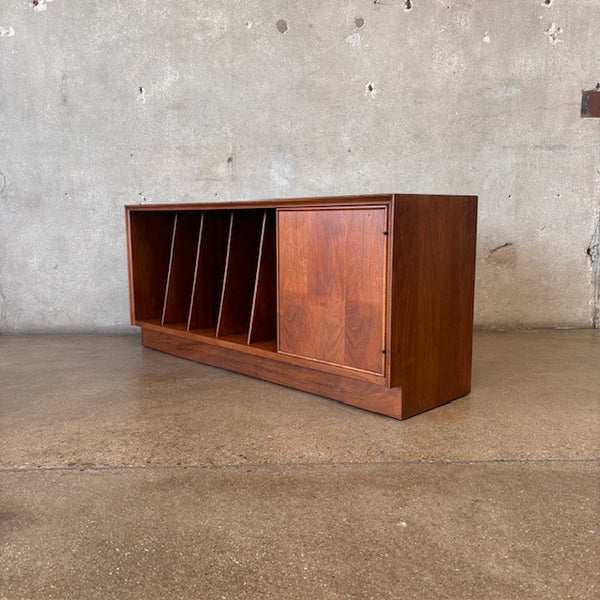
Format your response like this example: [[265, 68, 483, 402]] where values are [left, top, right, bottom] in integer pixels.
[[248, 210, 277, 344], [127, 206, 277, 349], [162, 212, 203, 327], [127, 211, 175, 323], [187, 210, 231, 334], [216, 209, 264, 340]]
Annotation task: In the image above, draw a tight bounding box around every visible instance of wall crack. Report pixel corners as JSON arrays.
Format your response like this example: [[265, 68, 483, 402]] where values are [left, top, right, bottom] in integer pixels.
[[486, 243, 516, 269], [588, 216, 600, 327], [0, 286, 7, 333]]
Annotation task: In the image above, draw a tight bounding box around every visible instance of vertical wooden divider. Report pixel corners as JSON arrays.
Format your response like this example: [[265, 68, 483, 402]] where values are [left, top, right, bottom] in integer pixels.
[[248, 210, 277, 344], [247, 210, 267, 343], [160, 213, 179, 325], [215, 212, 235, 337], [186, 212, 205, 331]]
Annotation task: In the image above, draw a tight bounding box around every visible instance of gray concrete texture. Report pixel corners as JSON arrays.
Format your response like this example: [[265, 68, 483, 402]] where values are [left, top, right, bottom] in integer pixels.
[[0, 0, 599, 332], [1, 331, 599, 599]]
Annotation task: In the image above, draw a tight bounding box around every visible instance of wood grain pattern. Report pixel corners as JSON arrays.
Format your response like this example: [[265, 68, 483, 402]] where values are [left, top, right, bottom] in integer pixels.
[[278, 207, 387, 375], [389, 194, 477, 418]]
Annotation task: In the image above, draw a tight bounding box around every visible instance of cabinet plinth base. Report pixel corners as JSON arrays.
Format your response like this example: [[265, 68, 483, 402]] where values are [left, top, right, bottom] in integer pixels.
[[141, 327, 404, 420]]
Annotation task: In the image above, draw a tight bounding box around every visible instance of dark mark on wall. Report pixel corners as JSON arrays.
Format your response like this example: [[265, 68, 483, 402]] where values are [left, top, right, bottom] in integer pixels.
[[227, 156, 233, 163], [59, 72, 68, 106], [544, 23, 562, 44], [581, 86, 600, 118], [276, 19, 288, 33], [0, 171, 6, 195], [30, 0, 53, 10], [354, 17, 365, 29], [403, 0, 413, 11]]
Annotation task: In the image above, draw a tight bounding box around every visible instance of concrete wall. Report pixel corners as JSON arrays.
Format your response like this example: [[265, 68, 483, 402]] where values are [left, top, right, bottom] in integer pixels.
[[0, 0, 598, 333]]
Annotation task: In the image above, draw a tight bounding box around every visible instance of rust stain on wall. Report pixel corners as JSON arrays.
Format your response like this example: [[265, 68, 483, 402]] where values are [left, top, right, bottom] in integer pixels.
[[581, 88, 600, 118]]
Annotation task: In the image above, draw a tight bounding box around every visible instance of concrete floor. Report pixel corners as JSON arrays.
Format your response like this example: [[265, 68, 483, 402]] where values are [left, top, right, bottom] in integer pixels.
[[0, 331, 598, 599]]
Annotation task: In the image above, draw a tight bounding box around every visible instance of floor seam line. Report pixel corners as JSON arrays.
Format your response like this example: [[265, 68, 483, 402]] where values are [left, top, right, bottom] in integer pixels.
[[1, 457, 598, 474]]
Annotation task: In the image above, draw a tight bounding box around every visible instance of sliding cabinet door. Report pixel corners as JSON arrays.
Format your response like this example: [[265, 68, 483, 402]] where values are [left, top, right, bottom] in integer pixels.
[[277, 206, 388, 375]]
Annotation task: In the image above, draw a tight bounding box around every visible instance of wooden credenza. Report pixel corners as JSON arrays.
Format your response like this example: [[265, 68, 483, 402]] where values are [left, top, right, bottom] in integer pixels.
[[125, 194, 477, 419]]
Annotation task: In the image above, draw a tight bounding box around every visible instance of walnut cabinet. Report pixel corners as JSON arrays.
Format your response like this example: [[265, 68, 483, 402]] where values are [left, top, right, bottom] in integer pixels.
[[125, 194, 477, 419]]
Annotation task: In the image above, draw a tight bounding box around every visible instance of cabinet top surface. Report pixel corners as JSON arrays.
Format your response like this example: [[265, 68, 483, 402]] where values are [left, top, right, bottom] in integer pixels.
[[125, 193, 477, 212]]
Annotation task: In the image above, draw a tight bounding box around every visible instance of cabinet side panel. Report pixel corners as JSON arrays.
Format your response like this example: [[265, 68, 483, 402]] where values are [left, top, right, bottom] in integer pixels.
[[390, 195, 477, 417], [127, 210, 176, 322]]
